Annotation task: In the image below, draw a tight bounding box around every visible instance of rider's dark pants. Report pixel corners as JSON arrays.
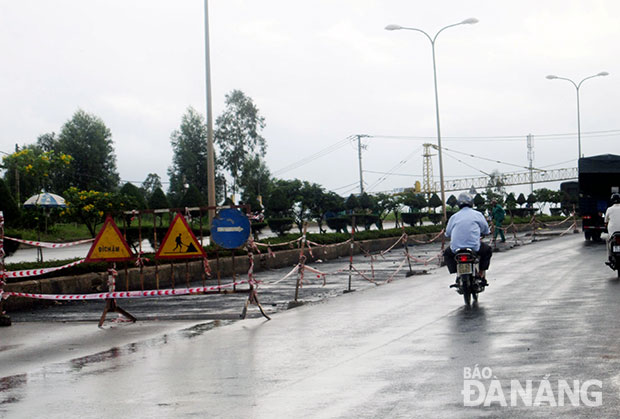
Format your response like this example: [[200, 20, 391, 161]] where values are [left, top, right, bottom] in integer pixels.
[[443, 242, 493, 274]]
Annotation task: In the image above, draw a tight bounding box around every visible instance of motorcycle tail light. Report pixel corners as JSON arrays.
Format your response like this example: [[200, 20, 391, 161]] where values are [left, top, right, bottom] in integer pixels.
[[615, 236, 620, 244], [583, 215, 592, 220], [457, 254, 471, 263]]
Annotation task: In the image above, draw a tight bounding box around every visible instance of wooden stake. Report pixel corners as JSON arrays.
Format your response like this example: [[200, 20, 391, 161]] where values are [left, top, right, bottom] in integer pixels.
[[98, 264, 136, 327]]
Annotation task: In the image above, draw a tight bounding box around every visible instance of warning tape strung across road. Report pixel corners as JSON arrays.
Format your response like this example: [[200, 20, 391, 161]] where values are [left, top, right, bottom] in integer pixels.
[[1, 279, 252, 301], [4, 237, 94, 249], [6, 259, 86, 278]]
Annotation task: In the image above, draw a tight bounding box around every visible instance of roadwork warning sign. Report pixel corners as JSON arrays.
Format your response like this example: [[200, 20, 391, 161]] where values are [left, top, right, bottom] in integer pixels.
[[86, 216, 134, 262], [155, 213, 207, 259]]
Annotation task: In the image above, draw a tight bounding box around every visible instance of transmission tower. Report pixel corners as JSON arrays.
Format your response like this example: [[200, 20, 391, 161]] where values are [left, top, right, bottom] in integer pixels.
[[422, 143, 435, 198], [527, 134, 534, 194]]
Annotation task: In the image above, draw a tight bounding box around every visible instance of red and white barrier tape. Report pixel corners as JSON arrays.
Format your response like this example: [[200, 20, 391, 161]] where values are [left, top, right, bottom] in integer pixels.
[[6, 259, 86, 278], [254, 237, 302, 248], [559, 222, 578, 237], [4, 237, 94, 249], [2, 280, 251, 301], [540, 214, 574, 227], [380, 234, 406, 256], [408, 229, 445, 244], [406, 252, 442, 265]]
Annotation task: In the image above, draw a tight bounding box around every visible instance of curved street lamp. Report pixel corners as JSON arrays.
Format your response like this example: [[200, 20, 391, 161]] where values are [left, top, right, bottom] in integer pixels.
[[385, 18, 478, 225], [546, 72, 609, 159]]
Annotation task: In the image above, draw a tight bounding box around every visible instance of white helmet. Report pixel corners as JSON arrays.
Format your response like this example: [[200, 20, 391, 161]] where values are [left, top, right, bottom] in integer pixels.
[[458, 192, 473, 208]]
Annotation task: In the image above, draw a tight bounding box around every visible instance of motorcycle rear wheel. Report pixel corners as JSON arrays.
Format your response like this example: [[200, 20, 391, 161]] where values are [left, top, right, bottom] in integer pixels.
[[463, 290, 471, 305], [462, 276, 472, 305]]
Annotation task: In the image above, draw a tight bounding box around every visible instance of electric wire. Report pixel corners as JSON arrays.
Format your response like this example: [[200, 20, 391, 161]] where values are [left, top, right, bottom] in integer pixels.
[[366, 146, 422, 192], [272, 136, 354, 176]]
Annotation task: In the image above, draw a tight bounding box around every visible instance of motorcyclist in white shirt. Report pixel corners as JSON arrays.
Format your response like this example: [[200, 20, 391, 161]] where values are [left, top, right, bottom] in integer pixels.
[[604, 193, 620, 263]]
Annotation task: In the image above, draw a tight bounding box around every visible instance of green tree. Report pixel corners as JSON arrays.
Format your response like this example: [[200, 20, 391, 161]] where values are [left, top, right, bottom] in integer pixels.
[[447, 194, 458, 209], [148, 187, 170, 210], [264, 179, 299, 218], [527, 193, 537, 209], [180, 184, 206, 208], [505, 192, 517, 210], [345, 194, 360, 212], [120, 182, 147, 210], [0, 178, 20, 226], [359, 193, 374, 212], [316, 191, 345, 233], [148, 187, 170, 226], [238, 155, 271, 211], [168, 107, 214, 206], [428, 193, 443, 212], [473, 193, 485, 209], [214, 90, 266, 197], [402, 191, 426, 212], [55, 110, 120, 192], [2, 144, 72, 201], [374, 192, 399, 229], [62, 187, 132, 237], [297, 182, 325, 233], [517, 193, 527, 207], [141, 173, 162, 200], [533, 188, 555, 213]]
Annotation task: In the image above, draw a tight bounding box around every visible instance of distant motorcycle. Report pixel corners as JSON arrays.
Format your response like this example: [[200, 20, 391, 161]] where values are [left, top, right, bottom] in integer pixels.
[[606, 232, 620, 278], [451, 248, 486, 305]]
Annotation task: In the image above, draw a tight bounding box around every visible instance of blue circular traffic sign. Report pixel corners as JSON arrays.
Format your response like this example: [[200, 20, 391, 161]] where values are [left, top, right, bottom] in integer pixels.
[[210, 208, 251, 249]]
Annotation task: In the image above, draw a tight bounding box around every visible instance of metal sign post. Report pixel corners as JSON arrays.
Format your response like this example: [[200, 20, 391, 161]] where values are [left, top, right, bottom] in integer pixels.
[[0, 211, 11, 326]]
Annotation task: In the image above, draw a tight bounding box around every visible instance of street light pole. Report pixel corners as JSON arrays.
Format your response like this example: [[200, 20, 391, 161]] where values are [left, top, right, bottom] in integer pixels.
[[546, 72, 609, 159], [385, 18, 478, 225], [204, 0, 216, 222]]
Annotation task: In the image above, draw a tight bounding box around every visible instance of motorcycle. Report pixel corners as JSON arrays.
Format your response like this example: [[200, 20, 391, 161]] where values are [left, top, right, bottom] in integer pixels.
[[451, 248, 485, 305], [605, 232, 620, 278]]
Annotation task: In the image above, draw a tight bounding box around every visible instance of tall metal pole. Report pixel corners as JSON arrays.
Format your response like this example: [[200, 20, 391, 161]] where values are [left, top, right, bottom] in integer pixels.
[[429, 41, 447, 225], [575, 86, 581, 158], [546, 72, 609, 160], [385, 18, 478, 226], [204, 0, 216, 222]]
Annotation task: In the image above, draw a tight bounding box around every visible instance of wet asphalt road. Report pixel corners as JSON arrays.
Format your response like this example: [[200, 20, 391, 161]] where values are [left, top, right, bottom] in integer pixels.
[[2, 233, 620, 418]]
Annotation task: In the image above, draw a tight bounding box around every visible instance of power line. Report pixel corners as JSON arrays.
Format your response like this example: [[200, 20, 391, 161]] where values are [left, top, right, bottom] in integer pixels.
[[366, 129, 620, 142], [366, 146, 422, 192], [272, 136, 354, 176], [439, 145, 542, 171]]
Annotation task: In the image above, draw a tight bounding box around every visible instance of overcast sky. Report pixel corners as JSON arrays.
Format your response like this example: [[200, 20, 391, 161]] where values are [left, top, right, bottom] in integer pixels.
[[1, 0, 619, 199]]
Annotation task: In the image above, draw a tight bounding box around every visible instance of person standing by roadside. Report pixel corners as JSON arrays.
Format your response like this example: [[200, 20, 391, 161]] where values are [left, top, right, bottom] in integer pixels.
[[491, 200, 506, 243]]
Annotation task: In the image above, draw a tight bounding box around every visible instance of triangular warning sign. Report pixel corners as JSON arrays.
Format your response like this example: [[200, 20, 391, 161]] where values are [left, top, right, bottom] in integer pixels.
[[86, 216, 134, 262], [155, 213, 207, 260]]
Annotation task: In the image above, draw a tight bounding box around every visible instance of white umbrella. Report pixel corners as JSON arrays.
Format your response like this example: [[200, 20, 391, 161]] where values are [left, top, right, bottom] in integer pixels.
[[23, 192, 67, 258], [23, 192, 66, 208]]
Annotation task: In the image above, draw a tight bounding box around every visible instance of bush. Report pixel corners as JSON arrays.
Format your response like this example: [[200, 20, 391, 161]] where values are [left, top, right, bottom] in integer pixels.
[[346, 213, 380, 230], [267, 218, 294, 236], [427, 213, 442, 225], [326, 217, 348, 233], [251, 221, 267, 234], [401, 212, 421, 226]]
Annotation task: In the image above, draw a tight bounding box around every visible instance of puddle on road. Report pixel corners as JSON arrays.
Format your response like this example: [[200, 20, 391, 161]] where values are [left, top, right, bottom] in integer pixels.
[[0, 374, 27, 409], [0, 318, 234, 415]]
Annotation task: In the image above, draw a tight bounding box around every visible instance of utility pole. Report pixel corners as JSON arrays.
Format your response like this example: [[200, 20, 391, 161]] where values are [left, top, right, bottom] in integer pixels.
[[527, 134, 534, 194], [204, 0, 216, 221], [356, 135, 368, 195], [14, 144, 20, 207]]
